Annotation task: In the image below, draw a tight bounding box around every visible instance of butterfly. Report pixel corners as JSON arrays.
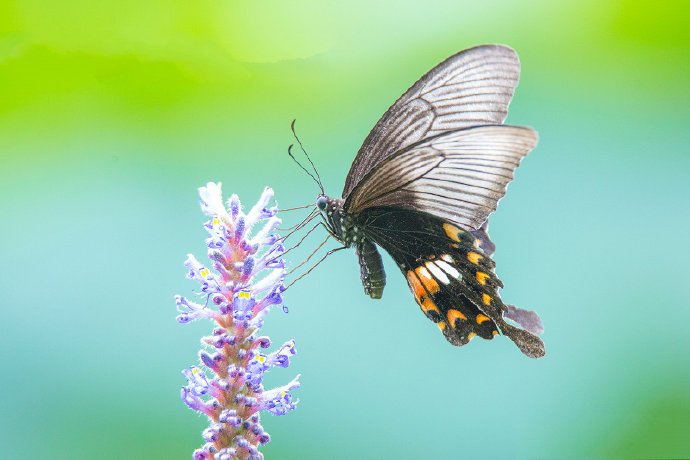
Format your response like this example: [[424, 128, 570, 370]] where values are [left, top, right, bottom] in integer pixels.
[[303, 45, 545, 358]]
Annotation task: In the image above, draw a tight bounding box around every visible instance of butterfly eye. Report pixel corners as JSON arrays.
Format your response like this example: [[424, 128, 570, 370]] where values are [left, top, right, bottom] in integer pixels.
[[316, 195, 328, 211]]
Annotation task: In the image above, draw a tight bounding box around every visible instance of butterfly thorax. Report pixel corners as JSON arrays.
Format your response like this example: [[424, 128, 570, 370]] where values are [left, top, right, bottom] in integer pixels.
[[316, 195, 364, 247]]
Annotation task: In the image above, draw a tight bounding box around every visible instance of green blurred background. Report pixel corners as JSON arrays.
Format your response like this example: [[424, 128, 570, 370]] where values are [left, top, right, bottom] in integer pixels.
[[1, 0, 689, 458]]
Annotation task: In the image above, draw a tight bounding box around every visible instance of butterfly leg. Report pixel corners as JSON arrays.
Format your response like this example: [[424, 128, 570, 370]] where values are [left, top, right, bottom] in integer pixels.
[[284, 245, 346, 291]]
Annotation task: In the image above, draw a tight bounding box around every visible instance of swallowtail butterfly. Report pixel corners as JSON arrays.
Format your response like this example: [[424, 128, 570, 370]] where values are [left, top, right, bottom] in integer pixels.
[[314, 45, 545, 358]]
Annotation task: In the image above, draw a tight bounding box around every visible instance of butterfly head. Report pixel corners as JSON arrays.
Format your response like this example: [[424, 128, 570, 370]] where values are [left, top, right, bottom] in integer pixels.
[[316, 194, 328, 212]]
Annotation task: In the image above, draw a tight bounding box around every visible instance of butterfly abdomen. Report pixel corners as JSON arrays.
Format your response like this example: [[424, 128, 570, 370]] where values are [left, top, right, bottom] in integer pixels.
[[356, 239, 386, 299]]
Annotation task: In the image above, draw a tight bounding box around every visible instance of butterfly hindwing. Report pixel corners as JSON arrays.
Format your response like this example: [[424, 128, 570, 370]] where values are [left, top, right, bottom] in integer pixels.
[[405, 262, 498, 345], [470, 220, 496, 256], [355, 206, 545, 358]]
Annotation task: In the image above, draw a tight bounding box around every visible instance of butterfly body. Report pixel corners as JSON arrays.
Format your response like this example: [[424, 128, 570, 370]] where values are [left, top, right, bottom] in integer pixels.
[[314, 45, 546, 358], [317, 195, 387, 299]]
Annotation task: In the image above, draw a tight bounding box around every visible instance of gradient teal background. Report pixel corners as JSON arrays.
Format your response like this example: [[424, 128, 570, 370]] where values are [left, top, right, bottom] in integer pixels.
[[1, 1, 689, 459]]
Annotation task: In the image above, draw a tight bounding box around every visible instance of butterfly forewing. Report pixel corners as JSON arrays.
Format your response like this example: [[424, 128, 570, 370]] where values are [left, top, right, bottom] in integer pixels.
[[343, 45, 521, 198], [345, 125, 538, 231]]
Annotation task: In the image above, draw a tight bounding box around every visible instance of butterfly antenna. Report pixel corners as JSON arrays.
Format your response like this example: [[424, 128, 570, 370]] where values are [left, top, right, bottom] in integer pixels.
[[291, 119, 325, 194], [288, 144, 323, 192]]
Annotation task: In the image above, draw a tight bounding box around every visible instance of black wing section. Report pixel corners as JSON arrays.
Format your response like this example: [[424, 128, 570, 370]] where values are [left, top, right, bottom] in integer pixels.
[[356, 206, 545, 358], [345, 125, 538, 231], [343, 44, 521, 198]]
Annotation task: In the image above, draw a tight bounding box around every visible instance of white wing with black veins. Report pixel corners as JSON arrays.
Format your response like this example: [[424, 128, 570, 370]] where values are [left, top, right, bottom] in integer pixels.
[[345, 125, 538, 231], [343, 44, 522, 199]]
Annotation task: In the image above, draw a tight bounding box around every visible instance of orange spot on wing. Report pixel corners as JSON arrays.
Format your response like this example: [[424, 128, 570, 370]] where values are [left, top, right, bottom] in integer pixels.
[[467, 252, 483, 264], [407, 270, 440, 316], [406, 270, 426, 299], [476, 314, 491, 324], [420, 296, 439, 315], [492, 330, 499, 336], [447, 309, 467, 327], [467, 332, 477, 341], [415, 266, 440, 294], [443, 223, 462, 242], [438, 322, 447, 331], [475, 272, 489, 285], [482, 293, 492, 305]]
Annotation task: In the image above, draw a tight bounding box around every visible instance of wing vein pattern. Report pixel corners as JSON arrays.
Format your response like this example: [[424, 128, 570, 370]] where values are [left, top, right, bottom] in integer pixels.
[[343, 44, 522, 198], [346, 125, 538, 231]]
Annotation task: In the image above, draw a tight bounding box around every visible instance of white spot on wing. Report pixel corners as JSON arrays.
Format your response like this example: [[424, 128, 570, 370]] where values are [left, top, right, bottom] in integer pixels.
[[435, 260, 461, 279], [426, 261, 450, 284], [417, 266, 432, 280]]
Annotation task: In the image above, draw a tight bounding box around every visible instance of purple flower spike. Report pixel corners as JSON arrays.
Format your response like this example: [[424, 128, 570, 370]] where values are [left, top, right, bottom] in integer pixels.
[[267, 340, 297, 368], [183, 367, 211, 396], [193, 448, 211, 460], [176, 183, 299, 459], [232, 291, 256, 322], [181, 387, 215, 418], [216, 448, 237, 460], [242, 257, 255, 279], [254, 336, 271, 349], [176, 295, 215, 324], [265, 286, 284, 306], [203, 424, 222, 443], [228, 194, 240, 218], [261, 374, 301, 416]]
